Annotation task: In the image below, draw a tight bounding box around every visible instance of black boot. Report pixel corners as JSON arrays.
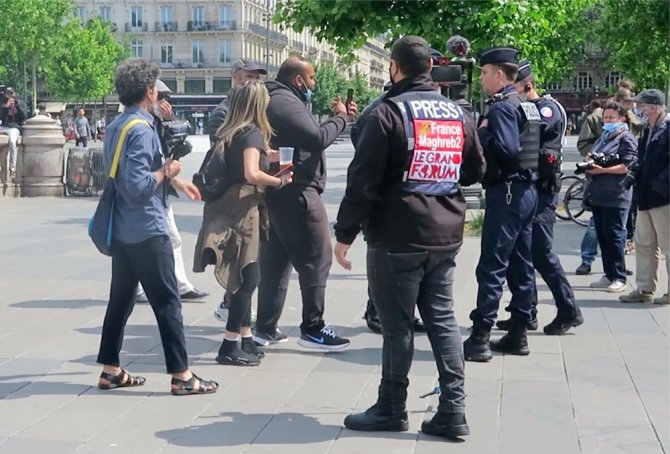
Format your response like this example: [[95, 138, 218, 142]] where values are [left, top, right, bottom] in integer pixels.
[[490, 317, 529, 355], [421, 412, 470, 439], [216, 339, 260, 366], [344, 403, 409, 432], [463, 321, 492, 362], [543, 306, 584, 335], [496, 316, 538, 331], [241, 336, 265, 359]]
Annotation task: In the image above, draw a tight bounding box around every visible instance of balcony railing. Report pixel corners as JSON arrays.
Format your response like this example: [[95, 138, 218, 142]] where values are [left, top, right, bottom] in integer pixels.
[[291, 40, 305, 51], [247, 23, 288, 44], [125, 22, 148, 32], [170, 59, 241, 70], [155, 21, 178, 32], [187, 20, 237, 32]]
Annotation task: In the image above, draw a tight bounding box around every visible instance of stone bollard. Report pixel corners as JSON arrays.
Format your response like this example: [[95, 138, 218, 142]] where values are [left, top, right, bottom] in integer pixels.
[[19, 114, 66, 197]]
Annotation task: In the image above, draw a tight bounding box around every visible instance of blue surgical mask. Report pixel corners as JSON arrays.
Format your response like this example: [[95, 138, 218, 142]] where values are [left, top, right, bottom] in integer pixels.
[[304, 88, 313, 102], [602, 122, 623, 132]]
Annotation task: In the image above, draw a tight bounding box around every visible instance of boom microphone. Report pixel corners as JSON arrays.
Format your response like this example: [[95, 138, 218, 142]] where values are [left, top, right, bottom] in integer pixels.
[[446, 35, 471, 57]]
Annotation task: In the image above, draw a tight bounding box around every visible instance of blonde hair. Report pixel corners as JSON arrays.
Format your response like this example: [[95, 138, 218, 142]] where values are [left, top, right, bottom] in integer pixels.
[[215, 80, 272, 153]]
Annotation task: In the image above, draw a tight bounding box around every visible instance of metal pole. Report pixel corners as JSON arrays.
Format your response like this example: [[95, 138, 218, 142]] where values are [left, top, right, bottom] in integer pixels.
[[265, 0, 270, 73]]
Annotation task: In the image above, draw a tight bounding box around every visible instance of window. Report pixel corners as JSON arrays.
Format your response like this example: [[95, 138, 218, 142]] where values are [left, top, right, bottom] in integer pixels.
[[605, 71, 622, 88], [99, 6, 111, 22], [192, 41, 204, 64], [219, 40, 232, 64], [160, 6, 173, 25], [185, 79, 205, 94], [161, 79, 177, 93], [219, 5, 233, 27], [76, 7, 86, 23], [213, 78, 231, 94], [131, 40, 143, 58], [192, 6, 205, 27], [131, 7, 143, 28], [576, 72, 592, 91], [546, 81, 563, 91], [161, 42, 173, 64]]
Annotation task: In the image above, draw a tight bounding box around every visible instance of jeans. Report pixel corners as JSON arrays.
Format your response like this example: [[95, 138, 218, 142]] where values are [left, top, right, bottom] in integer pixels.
[[365, 242, 379, 319], [257, 186, 332, 335], [592, 205, 629, 282], [374, 246, 465, 415], [97, 235, 189, 374], [75, 136, 88, 147], [226, 263, 259, 333], [0, 126, 20, 172], [580, 217, 599, 266]]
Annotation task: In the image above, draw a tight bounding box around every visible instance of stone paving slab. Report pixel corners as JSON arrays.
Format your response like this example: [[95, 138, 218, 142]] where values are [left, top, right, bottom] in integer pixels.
[[0, 137, 667, 453]]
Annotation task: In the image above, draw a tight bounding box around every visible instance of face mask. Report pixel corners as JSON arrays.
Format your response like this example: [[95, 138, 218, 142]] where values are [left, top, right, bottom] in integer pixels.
[[602, 122, 623, 132], [298, 76, 313, 102]]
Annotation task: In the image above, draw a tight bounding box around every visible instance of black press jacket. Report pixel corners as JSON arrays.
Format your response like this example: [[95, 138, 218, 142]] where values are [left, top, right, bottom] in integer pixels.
[[637, 113, 670, 210], [265, 79, 347, 192], [335, 74, 485, 252]]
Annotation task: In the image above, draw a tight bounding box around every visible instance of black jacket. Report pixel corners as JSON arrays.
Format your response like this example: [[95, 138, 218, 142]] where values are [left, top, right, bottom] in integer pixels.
[[265, 79, 347, 192], [0, 97, 27, 130], [637, 114, 670, 210], [335, 74, 485, 252], [206, 96, 229, 146]]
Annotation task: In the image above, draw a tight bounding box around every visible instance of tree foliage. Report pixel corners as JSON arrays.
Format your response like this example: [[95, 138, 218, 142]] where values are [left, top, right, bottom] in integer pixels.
[[45, 19, 128, 101], [276, 0, 594, 84], [594, 0, 670, 91], [312, 62, 382, 115]]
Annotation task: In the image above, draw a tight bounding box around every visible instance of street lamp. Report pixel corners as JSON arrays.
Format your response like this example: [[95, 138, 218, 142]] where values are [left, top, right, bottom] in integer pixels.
[[263, 0, 271, 73]]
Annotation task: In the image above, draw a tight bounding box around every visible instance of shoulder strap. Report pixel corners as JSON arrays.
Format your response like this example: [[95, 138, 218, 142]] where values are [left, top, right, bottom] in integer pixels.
[[109, 118, 152, 179]]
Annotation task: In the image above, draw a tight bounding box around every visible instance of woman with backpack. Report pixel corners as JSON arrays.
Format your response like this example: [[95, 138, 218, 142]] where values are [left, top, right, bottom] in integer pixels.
[[194, 80, 292, 366]]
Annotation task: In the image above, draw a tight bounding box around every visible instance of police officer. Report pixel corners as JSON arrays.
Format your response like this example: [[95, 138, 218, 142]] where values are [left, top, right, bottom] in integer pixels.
[[335, 36, 485, 438], [495, 61, 584, 335], [463, 47, 539, 361]]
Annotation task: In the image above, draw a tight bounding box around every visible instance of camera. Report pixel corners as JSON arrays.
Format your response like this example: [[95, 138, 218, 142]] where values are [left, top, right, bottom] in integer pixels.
[[161, 120, 192, 160], [575, 151, 620, 175], [620, 160, 639, 189]]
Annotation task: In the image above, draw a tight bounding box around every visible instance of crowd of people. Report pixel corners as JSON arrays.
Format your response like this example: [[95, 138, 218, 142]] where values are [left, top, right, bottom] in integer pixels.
[[92, 33, 668, 440]]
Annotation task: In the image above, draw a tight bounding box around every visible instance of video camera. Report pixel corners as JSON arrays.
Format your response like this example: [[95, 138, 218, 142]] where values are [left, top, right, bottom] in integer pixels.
[[575, 152, 620, 175], [620, 160, 639, 189], [430, 36, 475, 110], [161, 120, 192, 160]]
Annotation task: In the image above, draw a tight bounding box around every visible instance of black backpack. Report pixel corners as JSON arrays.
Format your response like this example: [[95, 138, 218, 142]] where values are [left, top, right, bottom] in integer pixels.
[[192, 146, 230, 202]]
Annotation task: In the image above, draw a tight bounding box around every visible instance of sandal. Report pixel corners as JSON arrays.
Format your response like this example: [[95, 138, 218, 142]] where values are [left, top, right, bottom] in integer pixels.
[[171, 373, 219, 396], [98, 369, 146, 390]]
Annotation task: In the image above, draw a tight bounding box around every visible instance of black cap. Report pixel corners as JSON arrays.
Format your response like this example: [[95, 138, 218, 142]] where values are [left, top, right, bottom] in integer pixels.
[[632, 89, 666, 106], [232, 59, 268, 75], [516, 60, 532, 82], [478, 46, 519, 66]]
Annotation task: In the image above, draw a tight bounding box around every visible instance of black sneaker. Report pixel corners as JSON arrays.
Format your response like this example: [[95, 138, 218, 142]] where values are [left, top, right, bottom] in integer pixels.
[[252, 329, 288, 347], [180, 289, 209, 301], [241, 336, 265, 359], [576, 263, 591, 275], [215, 340, 260, 367], [421, 412, 470, 439], [298, 326, 350, 351]]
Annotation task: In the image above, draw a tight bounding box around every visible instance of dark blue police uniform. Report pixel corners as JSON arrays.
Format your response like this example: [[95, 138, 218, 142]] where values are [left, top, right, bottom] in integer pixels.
[[464, 47, 539, 361]]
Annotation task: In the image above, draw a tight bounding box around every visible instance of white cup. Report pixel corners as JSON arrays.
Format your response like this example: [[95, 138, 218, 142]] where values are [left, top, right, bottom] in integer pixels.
[[279, 147, 294, 166]]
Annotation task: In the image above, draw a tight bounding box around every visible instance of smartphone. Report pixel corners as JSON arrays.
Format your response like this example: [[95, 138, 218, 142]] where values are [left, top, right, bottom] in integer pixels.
[[345, 89, 354, 109], [273, 163, 294, 177]]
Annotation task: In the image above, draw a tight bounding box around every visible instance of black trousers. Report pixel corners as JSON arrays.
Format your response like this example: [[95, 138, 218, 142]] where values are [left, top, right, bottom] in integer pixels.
[[226, 263, 259, 333], [529, 190, 577, 317], [76, 137, 88, 147], [97, 235, 189, 374], [257, 186, 332, 334]]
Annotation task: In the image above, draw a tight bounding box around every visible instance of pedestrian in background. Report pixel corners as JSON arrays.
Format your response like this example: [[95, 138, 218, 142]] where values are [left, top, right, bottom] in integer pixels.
[[73, 108, 91, 147]]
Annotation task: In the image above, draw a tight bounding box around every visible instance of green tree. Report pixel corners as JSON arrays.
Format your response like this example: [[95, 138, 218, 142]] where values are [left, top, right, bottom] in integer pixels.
[[594, 0, 670, 91], [45, 19, 128, 101], [0, 0, 73, 112], [276, 0, 594, 84], [312, 62, 347, 115], [347, 73, 381, 109]]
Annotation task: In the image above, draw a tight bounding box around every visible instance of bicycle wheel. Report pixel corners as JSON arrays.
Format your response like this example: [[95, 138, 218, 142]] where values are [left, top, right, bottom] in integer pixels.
[[564, 179, 589, 226], [556, 175, 580, 221]]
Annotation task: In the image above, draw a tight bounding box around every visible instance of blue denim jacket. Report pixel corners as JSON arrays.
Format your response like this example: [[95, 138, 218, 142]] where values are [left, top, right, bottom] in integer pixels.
[[588, 130, 637, 208], [103, 106, 167, 244]]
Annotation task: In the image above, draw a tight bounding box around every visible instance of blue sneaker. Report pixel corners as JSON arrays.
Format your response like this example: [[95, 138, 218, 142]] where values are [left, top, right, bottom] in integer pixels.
[[298, 326, 350, 351]]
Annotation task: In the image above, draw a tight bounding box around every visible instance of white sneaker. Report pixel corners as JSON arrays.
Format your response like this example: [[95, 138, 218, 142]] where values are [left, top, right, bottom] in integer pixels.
[[653, 293, 669, 305], [213, 304, 229, 323], [619, 289, 654, 303], [607, 280, 628, 293], [590, 276, 612, 289]]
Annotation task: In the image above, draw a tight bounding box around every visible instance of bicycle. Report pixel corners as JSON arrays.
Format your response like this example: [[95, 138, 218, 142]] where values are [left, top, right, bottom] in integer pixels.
[[556, 173, 589, 226]]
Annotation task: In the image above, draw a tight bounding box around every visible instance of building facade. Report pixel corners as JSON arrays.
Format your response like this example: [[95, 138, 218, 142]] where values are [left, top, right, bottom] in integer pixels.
[[74, 0, 389, 121]]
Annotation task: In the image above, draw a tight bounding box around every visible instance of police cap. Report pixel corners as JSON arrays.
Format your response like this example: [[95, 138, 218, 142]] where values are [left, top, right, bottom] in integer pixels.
[[478, 47, 519, 66], [516, 60, 532, 82]]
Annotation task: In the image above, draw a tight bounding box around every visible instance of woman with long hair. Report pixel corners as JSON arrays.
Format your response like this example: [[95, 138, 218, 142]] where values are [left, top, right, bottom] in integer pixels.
[[585, 101, 638, 293], [194, 80, 292, 366]]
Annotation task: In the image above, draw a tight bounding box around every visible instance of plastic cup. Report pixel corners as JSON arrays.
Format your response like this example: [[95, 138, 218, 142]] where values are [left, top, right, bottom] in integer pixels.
[[279, 147, 294, 166]]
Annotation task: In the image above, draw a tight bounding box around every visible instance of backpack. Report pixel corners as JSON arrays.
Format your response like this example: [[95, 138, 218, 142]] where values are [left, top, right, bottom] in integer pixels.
[[192, 145, 230, 202]]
